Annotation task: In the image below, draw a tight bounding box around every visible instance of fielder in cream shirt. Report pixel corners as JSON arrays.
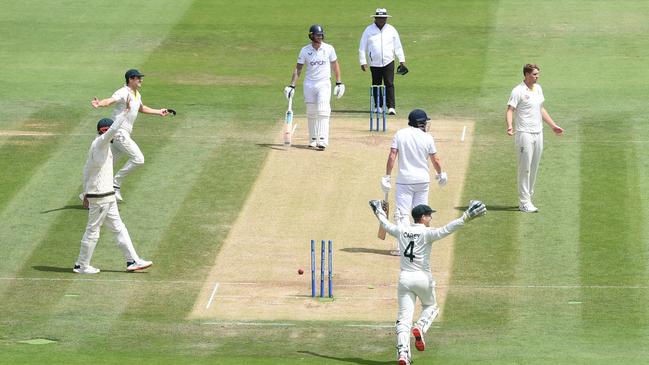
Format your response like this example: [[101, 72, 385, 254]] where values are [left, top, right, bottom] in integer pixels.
[[506, 63, 563, 213]]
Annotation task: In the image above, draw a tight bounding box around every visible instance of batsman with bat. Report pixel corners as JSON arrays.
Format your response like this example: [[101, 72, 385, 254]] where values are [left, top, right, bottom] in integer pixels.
[[284, 24, 344, 150], [381, 109, 447, 256], [89, 69, 175, 202], [369, 199, 487, 365]]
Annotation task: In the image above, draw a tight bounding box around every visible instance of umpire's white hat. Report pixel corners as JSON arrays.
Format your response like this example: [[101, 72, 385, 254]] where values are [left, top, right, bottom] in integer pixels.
[[372, 8, 392, 18]]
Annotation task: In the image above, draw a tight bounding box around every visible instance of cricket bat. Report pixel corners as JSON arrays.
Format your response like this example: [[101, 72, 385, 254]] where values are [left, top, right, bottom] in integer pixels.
[[283, 95, 293, 147], [377, 192, 389, 240]]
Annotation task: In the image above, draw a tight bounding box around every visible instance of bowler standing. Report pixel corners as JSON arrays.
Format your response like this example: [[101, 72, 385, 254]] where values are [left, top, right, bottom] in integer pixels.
[[506, 63, 563, 213]]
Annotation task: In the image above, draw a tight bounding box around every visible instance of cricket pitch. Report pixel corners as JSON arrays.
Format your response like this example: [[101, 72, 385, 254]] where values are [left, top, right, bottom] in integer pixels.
[[190, 116, 474, 322]]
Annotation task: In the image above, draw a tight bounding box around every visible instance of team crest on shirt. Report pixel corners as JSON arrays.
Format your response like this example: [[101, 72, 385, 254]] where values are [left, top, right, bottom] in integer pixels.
[[308, 52, 313, 55], [524, 94, 530, 100]]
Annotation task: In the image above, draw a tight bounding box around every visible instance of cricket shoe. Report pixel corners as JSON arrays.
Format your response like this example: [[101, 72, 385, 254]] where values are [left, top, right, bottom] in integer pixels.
[[114, 186, 123, 202], [375, 107, 383, 114], [412, 326, 426, 351], [127, 259, 153, 272], [397, 353, 410, 365], [317, 141, 327, 150], [73, 264, 100, 274], [519, 202, 538, 213], [308, 140, 318, 148], [388, 108, 397, 115], [389, 250, 400, 257]]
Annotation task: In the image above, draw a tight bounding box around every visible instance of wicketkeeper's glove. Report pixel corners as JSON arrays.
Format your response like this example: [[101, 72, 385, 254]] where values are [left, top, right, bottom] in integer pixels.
[[462, 200, 487, 222], [369, 200, 387, 218]]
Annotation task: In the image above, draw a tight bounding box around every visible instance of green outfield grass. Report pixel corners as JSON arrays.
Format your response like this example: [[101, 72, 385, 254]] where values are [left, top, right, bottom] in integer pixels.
[[2, 0, 649, 364]]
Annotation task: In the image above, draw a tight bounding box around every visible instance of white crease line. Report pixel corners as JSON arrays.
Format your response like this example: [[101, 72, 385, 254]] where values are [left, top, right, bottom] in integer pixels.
[[344, 324, 393, 328], [1, 277, 648, 289], [202, 321, 295, 326], [206, 282, 220, 309], [461, 125, 467, 142]]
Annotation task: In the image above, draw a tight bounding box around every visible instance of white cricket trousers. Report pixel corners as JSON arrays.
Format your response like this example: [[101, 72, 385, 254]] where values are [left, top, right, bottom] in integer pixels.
[[515, 131, 543, 205], [396, 270, 440, 357], [303, 80, 331, 146], [111, 130, 144, 188], [76, 198, 141, 268]]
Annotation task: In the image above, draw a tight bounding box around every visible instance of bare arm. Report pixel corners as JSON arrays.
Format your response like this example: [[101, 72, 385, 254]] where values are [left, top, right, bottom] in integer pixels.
[[91, 97, 116, 108], [541, 107, 563, 135], [139, 104, 170, 116], [430, 153, 442, 175], [506, 106, 515, 136], [386, 148, 398, 175], [290, 63, 304, 86], [331, 60, 341, 83]]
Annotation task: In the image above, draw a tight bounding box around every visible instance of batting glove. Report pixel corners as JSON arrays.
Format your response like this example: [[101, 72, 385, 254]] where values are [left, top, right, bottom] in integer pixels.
[[436, 172, 448, 187], [284, 85, 295, 99], [369, 200, 387, 218], [380, 175, 391, 193], [462, 200, 487, 222], [333, 82, 345, 99]]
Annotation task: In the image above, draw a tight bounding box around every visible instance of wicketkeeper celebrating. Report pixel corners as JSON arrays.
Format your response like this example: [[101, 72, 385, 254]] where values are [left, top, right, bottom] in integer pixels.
[[369, 199, 487, 365]]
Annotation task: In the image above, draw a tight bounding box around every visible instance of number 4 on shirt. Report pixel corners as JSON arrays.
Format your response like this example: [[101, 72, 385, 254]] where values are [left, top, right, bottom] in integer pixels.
[[404, 241, 415, 262]]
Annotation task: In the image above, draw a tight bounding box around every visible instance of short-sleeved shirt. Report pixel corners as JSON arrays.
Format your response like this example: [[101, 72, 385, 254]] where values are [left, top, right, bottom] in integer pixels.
[[297, 42, 337, 83], [391, 127, 437, 184], [111, 85, 143, 134], [508, 82, 545, 133]]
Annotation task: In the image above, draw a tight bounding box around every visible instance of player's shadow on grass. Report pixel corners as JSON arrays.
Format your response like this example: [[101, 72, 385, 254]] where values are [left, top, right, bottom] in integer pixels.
[[41, 205, 88, 213], [454, 204, 519, 212], [331, 109, 372, 114], [298, 351, 392, 365], [256, 143, 319, 151], [340, 247, 394, 256], [32, 266, 144, 274]]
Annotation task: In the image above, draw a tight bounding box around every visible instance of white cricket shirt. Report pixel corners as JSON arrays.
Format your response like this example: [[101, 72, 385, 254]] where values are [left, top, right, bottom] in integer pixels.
[[83, 115, 126, 201], [391, 127, 437, 184], [111, 85, 143, 134], [508, 82, 545, 133], [378, 216, 465, 272], [297, 42, 337, 83], [358, 23, 405, 67]]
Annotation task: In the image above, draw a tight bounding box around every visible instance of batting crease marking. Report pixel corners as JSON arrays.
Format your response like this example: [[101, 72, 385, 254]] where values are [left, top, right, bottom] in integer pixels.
[[2, 277, 649, 289], [206, 282, 220, 309]]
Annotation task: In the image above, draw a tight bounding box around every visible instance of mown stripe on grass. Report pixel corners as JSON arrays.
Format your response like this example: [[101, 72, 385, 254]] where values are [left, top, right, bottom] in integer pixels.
[[0, 106, 84, 211], [440, 0, 515, 339], [578, 115, 649, 347]]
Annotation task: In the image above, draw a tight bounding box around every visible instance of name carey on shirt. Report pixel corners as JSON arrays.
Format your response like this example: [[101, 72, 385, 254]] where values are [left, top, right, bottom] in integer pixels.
[[403, 232, 421, 240]]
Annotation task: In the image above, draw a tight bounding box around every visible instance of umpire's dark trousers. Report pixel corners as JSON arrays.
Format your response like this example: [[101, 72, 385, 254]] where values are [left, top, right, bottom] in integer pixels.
[[370, 61, 395, 109]]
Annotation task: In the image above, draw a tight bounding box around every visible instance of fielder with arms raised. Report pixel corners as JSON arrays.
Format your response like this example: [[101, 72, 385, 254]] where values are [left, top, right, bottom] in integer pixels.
[[74, 114, 153, 274], [284, 24, 344, 150], [90, 69, 173, 201], [369, 199, 487, 365]]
